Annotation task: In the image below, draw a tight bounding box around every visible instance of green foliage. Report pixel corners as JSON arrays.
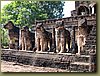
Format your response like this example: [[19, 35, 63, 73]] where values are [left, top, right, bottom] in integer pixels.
[[1, 1, 64, 47], [1, 1, 64, 28], [0, 27, 9, 48]]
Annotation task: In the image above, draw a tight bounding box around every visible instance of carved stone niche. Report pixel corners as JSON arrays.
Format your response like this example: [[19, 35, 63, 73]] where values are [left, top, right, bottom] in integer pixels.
[[77, 4, 89, 15]]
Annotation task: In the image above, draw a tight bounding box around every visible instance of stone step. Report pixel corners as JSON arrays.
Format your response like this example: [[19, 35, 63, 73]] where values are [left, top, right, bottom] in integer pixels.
[[90, 26, 96, 29], [70, 62, 90, 72], [70, 62, 96, 72], [1, 49, 76, 69], [71, 62, 90, 66], [89, 33, 96, 36], [83, 45, 92, 50], [85, 39, 96, 42], [81, 49, 96, 55], [91, 29, 96, 32], [88, 31, 96, 34], [75, 55, 90, 63], [85, 42, 96, 45], [83, 47, 96, 52], [83, 45, 96, 47], [85, 41, 96, 45], [1, 49, 96, 72], [86, 36, 96, 40]]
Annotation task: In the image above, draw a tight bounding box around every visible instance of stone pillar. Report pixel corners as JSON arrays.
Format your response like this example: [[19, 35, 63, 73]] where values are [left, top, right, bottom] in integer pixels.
[[73, 26, 75, 42], [52, 27, 56, 53], [71, 26, 75, 42], [60, 31, 66, 53], [71, 26, 76, 53]]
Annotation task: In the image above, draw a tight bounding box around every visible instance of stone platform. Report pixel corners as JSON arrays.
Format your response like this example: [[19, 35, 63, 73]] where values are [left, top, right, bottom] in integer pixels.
[[1, 49, 96, 72]]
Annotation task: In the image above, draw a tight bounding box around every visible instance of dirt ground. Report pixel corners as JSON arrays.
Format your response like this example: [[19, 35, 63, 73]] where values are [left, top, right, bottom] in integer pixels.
[[1, 60, 68, 72]]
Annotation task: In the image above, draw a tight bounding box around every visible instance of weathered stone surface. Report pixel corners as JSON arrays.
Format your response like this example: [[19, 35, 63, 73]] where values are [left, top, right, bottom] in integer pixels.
[[70, 62, 90, 72], [2, 9, 96, 72], [1, 49, 96, 72]]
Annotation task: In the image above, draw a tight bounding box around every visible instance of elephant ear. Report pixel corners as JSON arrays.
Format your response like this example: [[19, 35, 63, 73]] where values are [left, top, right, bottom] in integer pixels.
[[22, 26, 29, 30], [56, 20, 64, 28], [36, 22, 45, 32], [36, 22, 43, 27], [40, 25, 45, 33], [4, 21, 14, 29]]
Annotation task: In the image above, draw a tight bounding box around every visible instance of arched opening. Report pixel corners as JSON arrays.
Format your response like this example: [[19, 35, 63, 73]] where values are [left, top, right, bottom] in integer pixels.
[[89, 3, 96, 14], [77, 5, 89, 15]]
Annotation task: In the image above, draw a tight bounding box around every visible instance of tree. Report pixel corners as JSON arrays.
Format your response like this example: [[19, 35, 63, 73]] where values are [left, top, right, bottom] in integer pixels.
[[0, 27, 9, 48], [1, 1, 64, 28], [1, 1, 64, 47]]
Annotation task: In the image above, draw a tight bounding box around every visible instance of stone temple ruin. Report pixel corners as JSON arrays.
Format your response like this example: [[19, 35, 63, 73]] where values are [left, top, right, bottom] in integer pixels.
[[1, 1, 96, 72]]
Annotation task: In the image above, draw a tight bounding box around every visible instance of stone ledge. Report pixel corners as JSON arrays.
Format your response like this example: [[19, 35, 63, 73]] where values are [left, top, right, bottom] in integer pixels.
[[1, 49, 96, 72]]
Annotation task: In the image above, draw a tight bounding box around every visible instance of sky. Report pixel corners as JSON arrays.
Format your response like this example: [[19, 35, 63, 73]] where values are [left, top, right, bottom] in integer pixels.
[[1, 1, 75, 18], [63, 1, 75, 17]]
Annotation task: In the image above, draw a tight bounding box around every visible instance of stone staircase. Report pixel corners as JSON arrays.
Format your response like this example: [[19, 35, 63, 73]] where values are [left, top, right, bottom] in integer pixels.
[[82, 25, 96, 55], [69, 24, 96, 72], [70, 55, 96, 72]]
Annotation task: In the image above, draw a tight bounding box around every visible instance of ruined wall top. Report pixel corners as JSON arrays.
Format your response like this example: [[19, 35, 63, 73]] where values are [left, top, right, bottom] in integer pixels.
[[32, 1, 96, 28], [34, 14, 96, 27]]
